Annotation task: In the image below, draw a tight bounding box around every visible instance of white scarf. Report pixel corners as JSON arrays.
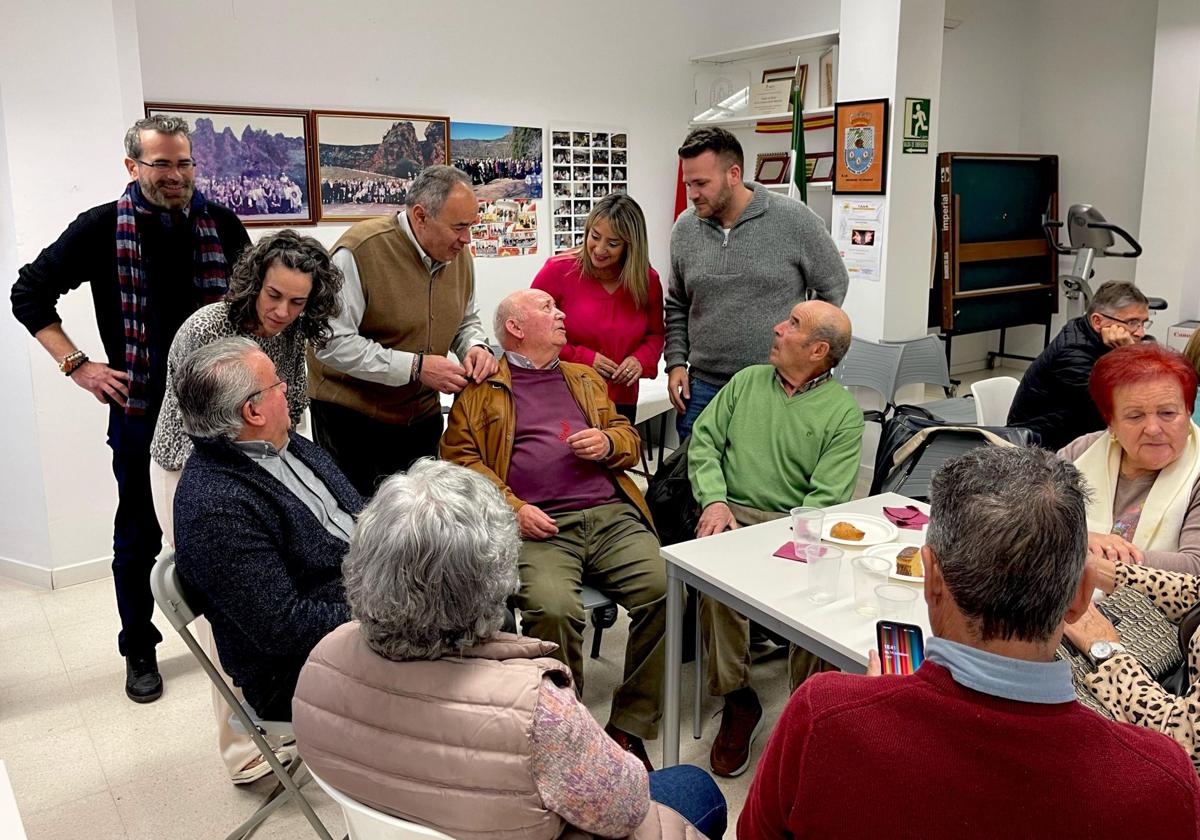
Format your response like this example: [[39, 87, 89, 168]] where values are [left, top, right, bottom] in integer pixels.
[[1074, 422, 1200, 552]]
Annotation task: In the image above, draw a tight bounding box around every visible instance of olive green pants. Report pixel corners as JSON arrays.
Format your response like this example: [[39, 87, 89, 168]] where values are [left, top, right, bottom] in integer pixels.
[[517, 502, 666, 740], [701, 502, 834, 696]]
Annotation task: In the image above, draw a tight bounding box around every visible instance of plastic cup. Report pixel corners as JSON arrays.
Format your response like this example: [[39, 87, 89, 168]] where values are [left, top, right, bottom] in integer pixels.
[[875, 583, 919, 620], [791, 507, 824, 555], [806, 544, 845, 604], [852, 555, 891, 617]]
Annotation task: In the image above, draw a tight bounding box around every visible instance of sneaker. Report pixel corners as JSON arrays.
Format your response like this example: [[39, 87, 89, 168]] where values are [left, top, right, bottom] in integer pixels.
[[125, 654, 163, 703], [604, 722, 654, 773], [709, 688, 763, 777]]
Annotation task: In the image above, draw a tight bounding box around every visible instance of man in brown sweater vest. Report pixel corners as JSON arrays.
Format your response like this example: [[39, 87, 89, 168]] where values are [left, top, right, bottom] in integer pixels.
[[309, 165, 498, 495]]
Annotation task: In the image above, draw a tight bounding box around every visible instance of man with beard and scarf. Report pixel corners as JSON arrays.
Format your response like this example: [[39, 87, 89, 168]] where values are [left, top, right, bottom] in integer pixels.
[[11, 114, 249, 703], [665, 127, 848, 440]]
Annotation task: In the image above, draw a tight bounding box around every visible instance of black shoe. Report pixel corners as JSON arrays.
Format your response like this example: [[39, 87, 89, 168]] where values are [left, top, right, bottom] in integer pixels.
[[125, 654, 163, 703]]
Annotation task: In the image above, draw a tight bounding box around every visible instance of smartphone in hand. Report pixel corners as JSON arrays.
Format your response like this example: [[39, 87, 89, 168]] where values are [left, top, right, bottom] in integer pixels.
[[876, 620, 925, 676]]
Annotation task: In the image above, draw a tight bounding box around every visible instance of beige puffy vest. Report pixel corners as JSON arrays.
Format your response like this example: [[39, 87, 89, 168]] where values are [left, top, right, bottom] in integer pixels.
[[292, 624, 698, 840]]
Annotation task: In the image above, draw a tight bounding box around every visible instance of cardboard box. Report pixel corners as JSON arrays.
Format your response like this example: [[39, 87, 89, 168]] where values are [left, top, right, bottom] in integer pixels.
[[1168, 321, 1200, 352]]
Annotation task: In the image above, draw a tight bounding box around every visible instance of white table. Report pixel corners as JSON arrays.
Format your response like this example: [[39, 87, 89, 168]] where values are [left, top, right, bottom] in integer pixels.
[[660, 492, 932, 766]]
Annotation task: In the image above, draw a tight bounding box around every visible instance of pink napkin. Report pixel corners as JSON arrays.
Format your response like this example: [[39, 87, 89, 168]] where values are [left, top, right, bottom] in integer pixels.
[[774, 541, 806, 562], [883, 505, 929, 530]]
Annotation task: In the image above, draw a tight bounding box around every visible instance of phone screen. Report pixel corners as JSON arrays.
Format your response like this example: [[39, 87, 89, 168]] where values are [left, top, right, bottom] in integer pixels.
[[876, 621, 925, 676]]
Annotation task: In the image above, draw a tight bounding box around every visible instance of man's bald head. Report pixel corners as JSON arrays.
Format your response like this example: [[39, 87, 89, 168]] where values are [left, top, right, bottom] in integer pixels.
[[494, 289, 566, 365], [770, 300, 853, 383]]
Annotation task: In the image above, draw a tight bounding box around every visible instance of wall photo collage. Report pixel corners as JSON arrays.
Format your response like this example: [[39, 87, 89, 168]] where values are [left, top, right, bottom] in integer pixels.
[[549, 128, 629, 254]]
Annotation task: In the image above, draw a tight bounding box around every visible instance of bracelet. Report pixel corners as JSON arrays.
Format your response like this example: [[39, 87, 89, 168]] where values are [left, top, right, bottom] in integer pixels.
[[60, 350, 88, 375]]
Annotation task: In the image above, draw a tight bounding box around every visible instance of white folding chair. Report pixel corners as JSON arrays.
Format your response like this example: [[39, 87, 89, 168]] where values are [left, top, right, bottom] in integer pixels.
[[971, 376, 1021, 426], [149, 551, 335, 840], [309, 769, 455, 840]]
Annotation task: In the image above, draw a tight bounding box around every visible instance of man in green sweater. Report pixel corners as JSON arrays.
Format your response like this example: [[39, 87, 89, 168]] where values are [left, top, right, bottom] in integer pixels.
[[688, 299, 863, 777]]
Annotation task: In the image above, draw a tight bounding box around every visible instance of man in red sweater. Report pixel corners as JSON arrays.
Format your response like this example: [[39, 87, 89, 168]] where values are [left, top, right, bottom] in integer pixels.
[[740, 446, 1200, 839]]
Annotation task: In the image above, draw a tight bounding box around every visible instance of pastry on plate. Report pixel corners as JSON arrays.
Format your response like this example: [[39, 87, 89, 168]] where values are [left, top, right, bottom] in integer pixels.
[[830, 521, 865, 541], [895, 546, 923, 577]]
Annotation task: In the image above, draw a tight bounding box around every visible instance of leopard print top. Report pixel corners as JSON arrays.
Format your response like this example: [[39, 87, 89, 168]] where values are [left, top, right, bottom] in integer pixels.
[[1083, 562, 1200, 771]]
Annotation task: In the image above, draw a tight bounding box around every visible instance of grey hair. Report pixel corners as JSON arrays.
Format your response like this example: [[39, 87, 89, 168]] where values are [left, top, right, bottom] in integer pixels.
[[343, 458, 521, 661], [809, 311, 852, 368], [409, 164, 473, 217], [1087, 280, 1149, 316], [125, 115, 191, 159], [175, 336, 261, 440], [927, 446, 1089, 643]]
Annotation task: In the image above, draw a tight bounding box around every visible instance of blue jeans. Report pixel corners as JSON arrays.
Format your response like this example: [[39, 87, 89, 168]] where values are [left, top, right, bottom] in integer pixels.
[[649, 764, 727, 839], [675, 375, 723, 442]]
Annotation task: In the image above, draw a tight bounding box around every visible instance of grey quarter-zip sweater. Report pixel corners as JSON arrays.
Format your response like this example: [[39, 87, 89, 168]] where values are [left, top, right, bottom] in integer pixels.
[[664, 182, 848, 386]]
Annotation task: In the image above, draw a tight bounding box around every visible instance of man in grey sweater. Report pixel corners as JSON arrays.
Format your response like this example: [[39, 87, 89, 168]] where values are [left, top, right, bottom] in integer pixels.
[[665, 127, 848, 439]]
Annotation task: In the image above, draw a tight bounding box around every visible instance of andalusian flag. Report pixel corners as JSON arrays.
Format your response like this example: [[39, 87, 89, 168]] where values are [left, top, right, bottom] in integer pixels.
[[791, 76, 807, 204]]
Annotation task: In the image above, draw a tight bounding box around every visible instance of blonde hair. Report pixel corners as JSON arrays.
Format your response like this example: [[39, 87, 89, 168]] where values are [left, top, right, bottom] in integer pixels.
[[1184, 330, 1200, 377], [576, 193, 650, 308]]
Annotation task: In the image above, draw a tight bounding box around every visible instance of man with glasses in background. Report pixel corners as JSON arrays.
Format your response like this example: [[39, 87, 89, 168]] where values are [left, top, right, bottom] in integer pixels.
[[172, 337, 361, 721], [1008, 280, 1151, 451], [11, 115, 248, 703], [308, 164, 498, 496]]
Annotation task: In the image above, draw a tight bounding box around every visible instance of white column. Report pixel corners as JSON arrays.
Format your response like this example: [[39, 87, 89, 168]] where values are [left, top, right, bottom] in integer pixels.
[[836, 0, 945, 341], [0, 0, 145, 586], [1134, 0, 1200, 326]]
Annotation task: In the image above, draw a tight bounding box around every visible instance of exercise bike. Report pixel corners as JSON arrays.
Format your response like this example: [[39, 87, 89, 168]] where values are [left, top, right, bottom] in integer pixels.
[[1043, 203, 1166, 324]]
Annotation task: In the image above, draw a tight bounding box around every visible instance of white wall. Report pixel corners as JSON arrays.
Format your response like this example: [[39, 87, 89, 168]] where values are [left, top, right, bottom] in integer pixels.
[[935, 0, 1158, 370]]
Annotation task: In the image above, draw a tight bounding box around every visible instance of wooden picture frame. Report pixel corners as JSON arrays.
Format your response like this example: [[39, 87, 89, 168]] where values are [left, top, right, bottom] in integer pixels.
[[807, 152, 834, 183], [312, 110, 449, 221], [833, 98, 889, 195], [145, 102, 316, 226], [763, 63, 808, 110], [754, 153, 791, 185]]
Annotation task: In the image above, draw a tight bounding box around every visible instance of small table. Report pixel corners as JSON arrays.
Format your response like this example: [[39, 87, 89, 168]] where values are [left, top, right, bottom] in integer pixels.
[[661, 491, 932, 766], [634, 373, 675, 473]]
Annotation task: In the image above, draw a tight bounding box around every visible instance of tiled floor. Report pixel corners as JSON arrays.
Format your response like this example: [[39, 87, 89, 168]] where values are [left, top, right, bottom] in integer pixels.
[[1, 366, 1022, 838]]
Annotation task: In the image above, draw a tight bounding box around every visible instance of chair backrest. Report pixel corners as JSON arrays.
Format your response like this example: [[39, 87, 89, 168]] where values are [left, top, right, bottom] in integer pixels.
[[886, 334, 953, 391], [833, 336, 904, 406], [970, 376, 1021, 425], [149, 549, 196, 631], [309, 769, 456, 840]]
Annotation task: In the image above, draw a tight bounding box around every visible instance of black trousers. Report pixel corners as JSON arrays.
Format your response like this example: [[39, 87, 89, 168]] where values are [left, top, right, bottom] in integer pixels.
[[309, 399, 444, 497], [107, 411, 164, 659]]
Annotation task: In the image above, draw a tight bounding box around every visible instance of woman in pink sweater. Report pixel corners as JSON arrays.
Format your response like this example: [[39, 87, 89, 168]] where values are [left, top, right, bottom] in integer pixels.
[[532, 194, 664, 422]]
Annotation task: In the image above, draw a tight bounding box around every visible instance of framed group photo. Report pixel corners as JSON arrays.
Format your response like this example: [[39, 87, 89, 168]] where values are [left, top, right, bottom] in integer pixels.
[[833, 98, 889, 195], [313, 110, 449, 221], [145, 103, 316, 226]]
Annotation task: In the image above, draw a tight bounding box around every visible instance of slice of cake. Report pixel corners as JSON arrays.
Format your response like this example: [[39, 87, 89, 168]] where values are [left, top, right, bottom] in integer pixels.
[[895, 546, 923, 577]]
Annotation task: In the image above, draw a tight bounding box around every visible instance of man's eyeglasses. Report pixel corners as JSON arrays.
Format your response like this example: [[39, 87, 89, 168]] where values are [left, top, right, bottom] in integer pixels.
[[245, 379, 285, 403], [1097, 312, 1153, 331], [135, 158, 196, 172]]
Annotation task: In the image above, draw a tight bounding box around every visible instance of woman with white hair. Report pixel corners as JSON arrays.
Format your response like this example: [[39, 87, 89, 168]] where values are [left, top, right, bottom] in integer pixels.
[[292, 459, 726, 839]]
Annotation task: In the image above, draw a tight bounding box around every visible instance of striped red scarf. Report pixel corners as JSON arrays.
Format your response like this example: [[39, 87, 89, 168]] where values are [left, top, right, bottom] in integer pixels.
[[115, 181, 229, 415]]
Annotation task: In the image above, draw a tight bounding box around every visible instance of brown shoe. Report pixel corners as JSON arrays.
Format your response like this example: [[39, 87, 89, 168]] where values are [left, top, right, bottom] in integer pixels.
[[710, 688, 764, 777], [605, 723, 654, 772]]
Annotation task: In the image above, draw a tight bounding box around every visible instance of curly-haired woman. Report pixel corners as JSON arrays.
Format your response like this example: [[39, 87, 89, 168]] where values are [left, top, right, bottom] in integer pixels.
[[148, 229, 343, 783]]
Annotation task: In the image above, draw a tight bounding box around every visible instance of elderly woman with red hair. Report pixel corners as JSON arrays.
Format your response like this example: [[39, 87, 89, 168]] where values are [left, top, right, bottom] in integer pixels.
[[1057, 342, 1200, 573], [1055, 343, 1200, 769]]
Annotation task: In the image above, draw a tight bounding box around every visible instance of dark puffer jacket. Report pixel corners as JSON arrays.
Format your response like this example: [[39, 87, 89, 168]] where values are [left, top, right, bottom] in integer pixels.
[[1007, 316, 1110, 451]]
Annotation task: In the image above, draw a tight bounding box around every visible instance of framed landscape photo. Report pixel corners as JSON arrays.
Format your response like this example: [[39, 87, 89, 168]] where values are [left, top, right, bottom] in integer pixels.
[[833, 98, 889, 195], [754, 152, 791, 185], [145, 103, 316, 226], [807, 152, 834, 183], [312, 110, 449, 221]]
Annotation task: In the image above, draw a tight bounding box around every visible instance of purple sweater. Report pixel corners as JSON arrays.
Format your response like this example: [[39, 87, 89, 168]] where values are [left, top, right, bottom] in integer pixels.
[[507, 365, 620, 515]]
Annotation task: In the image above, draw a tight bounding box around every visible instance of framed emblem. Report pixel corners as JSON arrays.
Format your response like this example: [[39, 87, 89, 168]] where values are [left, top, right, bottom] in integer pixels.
[[833, 98, 889, 195]]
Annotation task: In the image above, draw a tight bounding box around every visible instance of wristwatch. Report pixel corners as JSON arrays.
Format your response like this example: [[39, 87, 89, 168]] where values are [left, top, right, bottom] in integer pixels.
[[1088, 639, 1128, 666]]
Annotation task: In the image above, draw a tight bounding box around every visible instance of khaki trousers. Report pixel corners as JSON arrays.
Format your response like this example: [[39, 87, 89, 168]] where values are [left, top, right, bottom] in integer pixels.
[[517, 502, 666, 740], [150, 460, 271, 778], [701, 502, 835, 697]]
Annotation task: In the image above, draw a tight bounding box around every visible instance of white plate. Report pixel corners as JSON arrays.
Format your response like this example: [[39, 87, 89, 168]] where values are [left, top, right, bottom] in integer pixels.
[[820, 514, 898, 547], [865, 542, 925, 582]]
